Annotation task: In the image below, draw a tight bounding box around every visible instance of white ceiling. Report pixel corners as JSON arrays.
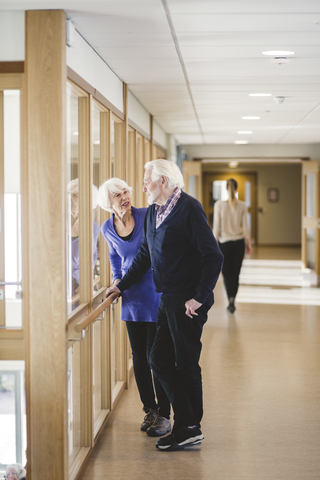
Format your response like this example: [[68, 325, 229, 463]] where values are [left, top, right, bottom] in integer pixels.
[[2, 0, 320, 145]]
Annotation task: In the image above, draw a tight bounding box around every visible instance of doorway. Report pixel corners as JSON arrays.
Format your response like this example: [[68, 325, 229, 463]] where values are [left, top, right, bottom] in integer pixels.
[[203, 172, 257, 244]]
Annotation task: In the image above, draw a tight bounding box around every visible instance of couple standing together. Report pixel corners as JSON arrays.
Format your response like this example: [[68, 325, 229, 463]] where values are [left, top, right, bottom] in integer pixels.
[[100, 159, 224, 451]]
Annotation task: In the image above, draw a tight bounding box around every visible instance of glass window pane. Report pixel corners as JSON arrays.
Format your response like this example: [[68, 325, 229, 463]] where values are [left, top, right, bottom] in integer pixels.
[[66, 84, 80, 314], [306, 174, 316, 218], [93, 321, 102, 425], [306, 228, 315, 270], [187, 175, 197, 198], [3, 91, 22, 327], [92, 103, 100, 292], [0, 361, 26, 469], [68, 344, 81, 463]]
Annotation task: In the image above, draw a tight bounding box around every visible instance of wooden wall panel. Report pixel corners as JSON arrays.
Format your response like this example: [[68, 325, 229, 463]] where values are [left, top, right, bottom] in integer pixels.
[[25, 10, 68, 480]]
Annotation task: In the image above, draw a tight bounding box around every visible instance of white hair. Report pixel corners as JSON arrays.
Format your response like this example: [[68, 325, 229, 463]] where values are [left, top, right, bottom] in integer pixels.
[[98, 178, 133, 212], [66, 179, 98, 209], [144, 159, 184, 189], [6, 464, 26, 480]]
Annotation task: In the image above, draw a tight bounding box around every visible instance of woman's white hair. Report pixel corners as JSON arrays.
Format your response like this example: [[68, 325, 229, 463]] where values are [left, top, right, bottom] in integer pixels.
[[67, 178, 99, 209], [6, 464, 26, 480], [144, 159, 184, 189], [98, 178, 133, 212]]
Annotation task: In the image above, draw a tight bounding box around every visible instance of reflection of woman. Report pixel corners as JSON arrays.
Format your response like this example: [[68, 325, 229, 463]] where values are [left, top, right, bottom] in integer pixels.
[[67, 179, 100, 294], [213, 178, 252, 313], [98, 178, 171, 437]]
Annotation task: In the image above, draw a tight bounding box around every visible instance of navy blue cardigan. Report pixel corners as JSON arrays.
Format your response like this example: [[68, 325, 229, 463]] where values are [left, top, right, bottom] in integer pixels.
[[117, 191, 224, 305]]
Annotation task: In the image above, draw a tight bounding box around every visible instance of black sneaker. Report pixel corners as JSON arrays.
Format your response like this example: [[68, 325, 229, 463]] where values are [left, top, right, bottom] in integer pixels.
[[156, 426, 204, 451], [141, 408, 157, 431]]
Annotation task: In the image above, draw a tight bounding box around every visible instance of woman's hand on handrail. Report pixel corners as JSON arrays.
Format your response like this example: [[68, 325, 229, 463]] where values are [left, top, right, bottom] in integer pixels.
[[74, 291, 119, 333], [105, 284, 121, 298]]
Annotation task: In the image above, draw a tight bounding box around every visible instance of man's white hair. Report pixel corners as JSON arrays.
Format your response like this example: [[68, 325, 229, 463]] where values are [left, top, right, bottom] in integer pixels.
[[144, 159, 184, 189], [98, 178, 133, 212], [6, 464, 26, 480]]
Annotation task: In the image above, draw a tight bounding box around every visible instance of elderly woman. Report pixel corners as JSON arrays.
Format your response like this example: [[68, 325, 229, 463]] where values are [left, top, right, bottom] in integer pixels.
[[98, 177, 170, 437], [213, 178, 252, 313], [67, 179, 100, 294], [5, 464, 26, 480]]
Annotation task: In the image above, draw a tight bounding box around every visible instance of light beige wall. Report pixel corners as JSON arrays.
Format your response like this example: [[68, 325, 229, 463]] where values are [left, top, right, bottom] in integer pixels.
[[202, 162, 302, 245]]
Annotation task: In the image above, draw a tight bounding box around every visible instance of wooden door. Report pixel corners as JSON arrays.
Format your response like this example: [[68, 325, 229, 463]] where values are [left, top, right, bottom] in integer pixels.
[[203, 172, 257, 244]]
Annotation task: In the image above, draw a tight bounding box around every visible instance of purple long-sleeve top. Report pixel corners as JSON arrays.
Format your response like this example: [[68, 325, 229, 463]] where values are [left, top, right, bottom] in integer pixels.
[[100, 207, 160, 322]]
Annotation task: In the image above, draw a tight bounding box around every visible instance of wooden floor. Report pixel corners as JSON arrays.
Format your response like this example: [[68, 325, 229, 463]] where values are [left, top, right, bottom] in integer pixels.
[[82, 247, 320, 480]]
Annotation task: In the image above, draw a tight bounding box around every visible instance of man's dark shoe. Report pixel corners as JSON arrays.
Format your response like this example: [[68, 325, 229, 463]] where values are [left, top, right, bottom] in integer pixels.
[[156, 426, 204, 451], [141, 408, 157, 431]]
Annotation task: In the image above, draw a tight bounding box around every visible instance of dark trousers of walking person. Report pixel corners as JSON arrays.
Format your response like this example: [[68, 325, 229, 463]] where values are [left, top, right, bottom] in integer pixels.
[[126, 321, 170, 418], [149, 293, 214, 430], [219, 238, 245, 300]]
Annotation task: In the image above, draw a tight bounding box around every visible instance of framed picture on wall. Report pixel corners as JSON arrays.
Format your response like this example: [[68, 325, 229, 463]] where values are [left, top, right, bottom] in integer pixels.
[[267, 187, 279, 203]]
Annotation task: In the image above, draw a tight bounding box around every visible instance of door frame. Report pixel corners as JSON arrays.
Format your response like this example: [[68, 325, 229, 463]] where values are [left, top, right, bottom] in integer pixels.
[[203, 171, 258, 244]]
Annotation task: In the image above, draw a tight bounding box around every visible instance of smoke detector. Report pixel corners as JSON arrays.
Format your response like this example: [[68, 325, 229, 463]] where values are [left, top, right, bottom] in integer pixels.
[[274, 96, 285, 104], [271, 57, 289, 65]]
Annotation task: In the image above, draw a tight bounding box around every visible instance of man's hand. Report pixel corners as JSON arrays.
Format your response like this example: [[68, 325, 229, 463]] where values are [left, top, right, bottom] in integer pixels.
[[185, 298, 202, 318], [105, 285, 121, 298]]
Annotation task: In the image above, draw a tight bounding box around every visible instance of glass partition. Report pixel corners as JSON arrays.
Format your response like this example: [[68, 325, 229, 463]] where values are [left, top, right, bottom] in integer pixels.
[[1, 91, 22, 328], [92, 101, 101, 292], [66, 83, 80, 313], [67, 343, 81, 463], [0, 361, 26, 471], [306, 174, 316, 218]]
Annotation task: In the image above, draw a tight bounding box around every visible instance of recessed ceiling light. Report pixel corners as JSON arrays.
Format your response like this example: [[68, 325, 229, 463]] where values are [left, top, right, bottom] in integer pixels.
[[242, 116, 260, 120], [262, 50, 295, 56], [93, 140, 100, 145], [249, 93, 272, 97], [234, 140, 248, 145], [229, 161, 239, 168], [73, 131, 79, 136], [237, 131, 253, 134]]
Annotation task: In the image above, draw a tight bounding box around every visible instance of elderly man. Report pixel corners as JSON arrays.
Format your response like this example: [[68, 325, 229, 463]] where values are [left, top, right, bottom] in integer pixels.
[[106, 159, 223, 451]]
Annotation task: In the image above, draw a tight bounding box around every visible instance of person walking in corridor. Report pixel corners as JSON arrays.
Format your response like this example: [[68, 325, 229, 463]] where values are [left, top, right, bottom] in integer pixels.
[[105, 159, 223, 451], [213, 178, 252, 313]]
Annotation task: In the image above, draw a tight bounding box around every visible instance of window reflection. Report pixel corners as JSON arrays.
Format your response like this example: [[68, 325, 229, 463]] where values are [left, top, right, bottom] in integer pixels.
[[66, 84, 79, 313], [2, 90, 22, 327], [92, 102, 101, 291]]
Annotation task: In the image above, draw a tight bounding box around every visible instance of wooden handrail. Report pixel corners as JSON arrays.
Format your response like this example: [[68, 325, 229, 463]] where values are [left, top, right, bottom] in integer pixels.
[[74, 292, 119, 332]]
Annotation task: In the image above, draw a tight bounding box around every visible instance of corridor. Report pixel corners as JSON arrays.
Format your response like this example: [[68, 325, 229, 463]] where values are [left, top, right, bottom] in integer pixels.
[[81, 247, 320, 480]]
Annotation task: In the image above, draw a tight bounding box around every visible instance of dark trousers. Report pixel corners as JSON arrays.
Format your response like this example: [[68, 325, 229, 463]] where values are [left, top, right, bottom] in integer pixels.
[[150, 293, 213, 430], [126, 321, 170, 418], [219, 239, 245, 300]]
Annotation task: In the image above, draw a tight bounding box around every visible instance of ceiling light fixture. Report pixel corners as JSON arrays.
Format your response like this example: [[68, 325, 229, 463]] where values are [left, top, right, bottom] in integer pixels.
[[242, 116, 260, 120], [228, 161, 239, 168], [249, 93, 272, 97], [262, 50, 295, 56], [237, 131, 253, 134], [73, 131, 79, 136], [234, 140, 248, 145], [93, 140, 100, 145]]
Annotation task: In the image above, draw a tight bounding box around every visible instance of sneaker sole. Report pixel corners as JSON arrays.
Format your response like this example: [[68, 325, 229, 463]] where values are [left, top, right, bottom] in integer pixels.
[[147, 427, 171, 437], [156, 435, 204, 451]]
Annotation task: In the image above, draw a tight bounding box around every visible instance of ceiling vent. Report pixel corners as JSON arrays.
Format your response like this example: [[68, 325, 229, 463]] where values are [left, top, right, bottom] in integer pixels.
[[274, 96, 285, 104], [271, 57, 289, 65]]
